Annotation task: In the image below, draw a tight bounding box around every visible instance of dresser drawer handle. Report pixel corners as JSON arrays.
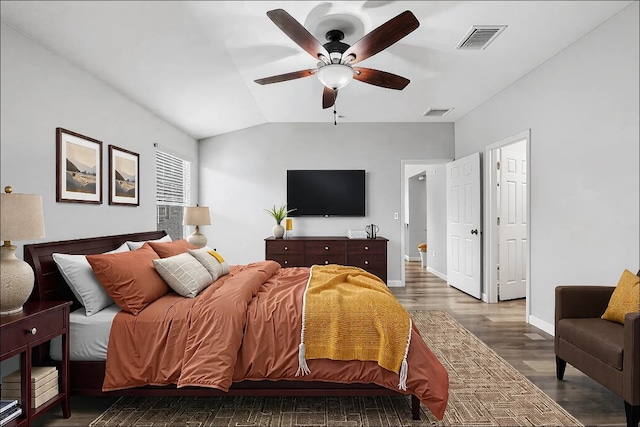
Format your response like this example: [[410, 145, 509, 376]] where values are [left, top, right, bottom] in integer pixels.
[[364, 260, 369, 265], [324, 246, 329, 250], [364, 246, 369, 250], [283, 260, 288, 265], [28, 327, 37, 335], [284, 246, 288, 251], [324, 260, 329, 264]]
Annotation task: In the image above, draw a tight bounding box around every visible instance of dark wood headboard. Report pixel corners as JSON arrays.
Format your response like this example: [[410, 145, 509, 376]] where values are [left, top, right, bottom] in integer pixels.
[[24, 230, 167, 309]]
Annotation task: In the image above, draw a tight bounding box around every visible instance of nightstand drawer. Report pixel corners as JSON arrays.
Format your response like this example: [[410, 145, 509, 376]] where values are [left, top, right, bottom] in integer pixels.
[[1, 309, 64, 351]]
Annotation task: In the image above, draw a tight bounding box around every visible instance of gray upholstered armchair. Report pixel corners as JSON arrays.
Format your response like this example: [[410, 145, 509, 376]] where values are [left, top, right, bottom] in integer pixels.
[[555, 285, 640, 427]]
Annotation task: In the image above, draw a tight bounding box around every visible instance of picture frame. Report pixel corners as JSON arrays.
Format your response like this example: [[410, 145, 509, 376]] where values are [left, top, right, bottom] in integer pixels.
[[108, 145, 139, 206], [56, 128, 103, 204]]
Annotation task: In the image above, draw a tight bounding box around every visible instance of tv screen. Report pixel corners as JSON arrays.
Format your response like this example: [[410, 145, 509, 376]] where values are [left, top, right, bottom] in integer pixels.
[[287, 170, 365, 217]]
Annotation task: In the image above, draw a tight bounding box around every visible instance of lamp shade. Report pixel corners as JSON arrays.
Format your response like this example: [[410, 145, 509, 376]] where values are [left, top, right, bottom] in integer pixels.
[[0, 190, 45, 242], [183, 206, 211, 226], [317, 64, 354, 90]]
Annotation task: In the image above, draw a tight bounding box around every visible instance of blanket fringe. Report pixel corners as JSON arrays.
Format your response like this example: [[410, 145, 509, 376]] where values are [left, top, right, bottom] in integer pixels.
[[296, 343, 310, 376], [296, 266, 313, 377], [397, 318, 412, 391]]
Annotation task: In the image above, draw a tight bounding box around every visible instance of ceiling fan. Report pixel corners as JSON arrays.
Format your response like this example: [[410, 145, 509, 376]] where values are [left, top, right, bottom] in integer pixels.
[[254, 8, 420, 110]]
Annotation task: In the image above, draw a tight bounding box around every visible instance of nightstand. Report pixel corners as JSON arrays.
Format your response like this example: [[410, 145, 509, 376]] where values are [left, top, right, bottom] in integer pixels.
[[0, 301, 71, 426]]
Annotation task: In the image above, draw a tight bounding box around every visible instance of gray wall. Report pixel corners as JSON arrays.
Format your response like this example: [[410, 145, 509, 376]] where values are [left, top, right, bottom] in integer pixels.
[[425, 164, 447, 278], [0, 22, 199, 256], [454, 3, 639, 329], [0, 21, 199, 380], [198, 122, 455, 285]]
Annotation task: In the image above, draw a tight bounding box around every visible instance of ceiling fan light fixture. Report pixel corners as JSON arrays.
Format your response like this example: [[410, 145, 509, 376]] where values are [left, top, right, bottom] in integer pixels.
[[317, 64, 354, 89]]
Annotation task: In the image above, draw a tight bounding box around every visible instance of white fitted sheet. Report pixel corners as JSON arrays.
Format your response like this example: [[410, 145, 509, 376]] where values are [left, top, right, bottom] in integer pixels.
[[50, 304, 120, 361]]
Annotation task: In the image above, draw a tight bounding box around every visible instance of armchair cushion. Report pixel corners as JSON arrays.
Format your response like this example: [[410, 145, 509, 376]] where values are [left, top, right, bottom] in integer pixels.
[[602, 269, 640, 324], [557, 318, 623, 370]]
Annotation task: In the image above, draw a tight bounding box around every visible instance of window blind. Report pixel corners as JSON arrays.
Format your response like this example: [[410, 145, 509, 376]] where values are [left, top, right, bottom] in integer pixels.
[[156, 150, 191, 205]]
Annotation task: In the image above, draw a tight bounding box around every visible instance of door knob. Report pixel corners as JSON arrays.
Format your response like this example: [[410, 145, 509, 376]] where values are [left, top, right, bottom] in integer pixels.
[[471, 229, 478, 235]]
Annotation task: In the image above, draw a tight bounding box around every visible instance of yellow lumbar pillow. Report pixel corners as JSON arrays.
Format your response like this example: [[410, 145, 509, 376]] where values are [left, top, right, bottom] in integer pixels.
[[601, 269, 640, 324]]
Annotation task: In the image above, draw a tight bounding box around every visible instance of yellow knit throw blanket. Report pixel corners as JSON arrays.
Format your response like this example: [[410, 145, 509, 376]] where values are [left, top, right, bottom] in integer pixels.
[[295, 265, 412, 390]]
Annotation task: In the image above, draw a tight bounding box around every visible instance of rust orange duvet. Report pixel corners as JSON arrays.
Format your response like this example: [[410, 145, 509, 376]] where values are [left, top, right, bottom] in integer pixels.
[[103, 261, 449, 420]]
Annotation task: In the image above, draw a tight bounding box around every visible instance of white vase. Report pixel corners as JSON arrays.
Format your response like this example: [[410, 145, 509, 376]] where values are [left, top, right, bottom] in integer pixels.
[[272, 224, 285, 239]]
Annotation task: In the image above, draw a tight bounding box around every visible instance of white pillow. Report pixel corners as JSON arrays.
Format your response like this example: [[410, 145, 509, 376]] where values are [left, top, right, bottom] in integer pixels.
[[153, 253, 213, 298], [188, 246, 230, 282], [52, 242, 130, 316], [126, 234, 172, 250]]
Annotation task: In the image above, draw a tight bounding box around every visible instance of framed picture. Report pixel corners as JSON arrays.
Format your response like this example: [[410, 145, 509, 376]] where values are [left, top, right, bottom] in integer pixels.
[[56, 128, 103, 204], [108, 145, 139, 206]]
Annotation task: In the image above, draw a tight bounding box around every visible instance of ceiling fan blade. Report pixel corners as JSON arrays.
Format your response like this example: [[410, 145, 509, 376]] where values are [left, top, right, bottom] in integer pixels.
[[343, 10, 419, 65], [322, 86, 338, 109], [254, 69, 316, 85], [267, 9, 330, 61], [353, 67, 410, 90]]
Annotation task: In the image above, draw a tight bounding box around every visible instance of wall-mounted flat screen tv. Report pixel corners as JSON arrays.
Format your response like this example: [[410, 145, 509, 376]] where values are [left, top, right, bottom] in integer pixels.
[[287, 170, 365, 217]]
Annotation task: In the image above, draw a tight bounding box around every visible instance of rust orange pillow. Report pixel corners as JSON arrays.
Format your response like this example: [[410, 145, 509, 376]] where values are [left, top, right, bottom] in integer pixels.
[[147, 239, 197, 258], [601, 269, 640, 324], [86, 243, 169, 315]]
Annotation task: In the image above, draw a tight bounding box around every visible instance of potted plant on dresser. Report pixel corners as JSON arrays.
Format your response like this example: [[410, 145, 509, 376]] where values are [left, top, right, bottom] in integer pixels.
[[264, 204, 295, 238]]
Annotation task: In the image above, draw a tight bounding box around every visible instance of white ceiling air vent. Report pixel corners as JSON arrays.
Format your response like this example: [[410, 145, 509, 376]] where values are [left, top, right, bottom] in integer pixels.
[[423, 108, 453, 117], [456, 25, 507, 50]]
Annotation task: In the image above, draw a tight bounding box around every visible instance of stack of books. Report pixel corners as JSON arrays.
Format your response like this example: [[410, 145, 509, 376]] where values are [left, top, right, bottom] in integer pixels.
[[0, 400, 21, 426], [1, 366, 58, 410], [347, 229, 367, 239]]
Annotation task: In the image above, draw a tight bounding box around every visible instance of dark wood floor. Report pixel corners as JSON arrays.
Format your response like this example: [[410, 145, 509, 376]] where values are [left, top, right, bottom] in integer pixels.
[[34, 261, 624, 426]]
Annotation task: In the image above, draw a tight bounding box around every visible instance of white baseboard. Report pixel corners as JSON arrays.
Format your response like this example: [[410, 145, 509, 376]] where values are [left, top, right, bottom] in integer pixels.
[[387, 280, 402, 288], [426, 267, 447, 281], [405, 256, 421, 262], [528, 314, 554, 336]]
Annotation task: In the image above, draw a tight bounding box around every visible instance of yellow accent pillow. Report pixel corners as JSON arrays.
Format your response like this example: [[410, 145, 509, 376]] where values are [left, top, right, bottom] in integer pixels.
[[208, 250, 225, 263], [601, 269, 640, 324]]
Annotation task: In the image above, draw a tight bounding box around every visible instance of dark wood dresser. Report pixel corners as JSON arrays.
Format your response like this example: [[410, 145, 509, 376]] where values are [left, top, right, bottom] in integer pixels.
[[265, 236, 388, 283]]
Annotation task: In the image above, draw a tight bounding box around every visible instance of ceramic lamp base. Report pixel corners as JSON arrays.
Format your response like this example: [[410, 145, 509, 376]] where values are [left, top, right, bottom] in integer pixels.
[[0, 244, 34, 315], [187, 228, 207, 248]]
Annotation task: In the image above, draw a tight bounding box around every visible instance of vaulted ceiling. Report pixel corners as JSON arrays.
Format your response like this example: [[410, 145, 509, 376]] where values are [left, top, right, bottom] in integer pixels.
[[0, 1, 633, 139]]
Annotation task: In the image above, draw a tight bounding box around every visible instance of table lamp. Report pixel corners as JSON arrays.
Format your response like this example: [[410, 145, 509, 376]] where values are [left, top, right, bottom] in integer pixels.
[[183, 206, 210, 248], [0, 186, 45, 315]]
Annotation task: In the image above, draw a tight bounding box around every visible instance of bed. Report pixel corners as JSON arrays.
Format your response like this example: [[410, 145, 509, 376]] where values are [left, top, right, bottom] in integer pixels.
[[24, 230, 448, 421]]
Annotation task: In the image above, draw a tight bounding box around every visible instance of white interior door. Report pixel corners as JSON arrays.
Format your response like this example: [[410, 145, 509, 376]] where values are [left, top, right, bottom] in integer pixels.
[[446, 153, 482, 299], [498, 142, 527, 300]]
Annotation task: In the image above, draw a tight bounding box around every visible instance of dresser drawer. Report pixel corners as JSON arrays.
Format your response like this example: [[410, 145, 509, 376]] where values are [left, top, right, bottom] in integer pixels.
[[365, 268, 387, 283], [347, 253, 386, 271], [347, 240, 386, 255], [266, 240, 305, 255], [267, 254, 306, 268], [305, 241, 345, 255], [1, 309, 64, 352], [306, 254, 347, 266]]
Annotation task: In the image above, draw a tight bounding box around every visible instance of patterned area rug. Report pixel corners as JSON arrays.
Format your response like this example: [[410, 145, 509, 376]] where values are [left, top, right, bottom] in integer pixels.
[[90, 310, 582, 426]]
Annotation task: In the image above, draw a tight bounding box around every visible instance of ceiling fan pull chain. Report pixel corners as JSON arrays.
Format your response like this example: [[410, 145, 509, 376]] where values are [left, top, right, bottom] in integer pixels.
[[333, 90, 337, 125]]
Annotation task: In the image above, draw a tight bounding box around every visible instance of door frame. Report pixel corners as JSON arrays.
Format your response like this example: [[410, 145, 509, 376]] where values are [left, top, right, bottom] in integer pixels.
[[484, 130, 531, 315], [399, 159, 452, 287]]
